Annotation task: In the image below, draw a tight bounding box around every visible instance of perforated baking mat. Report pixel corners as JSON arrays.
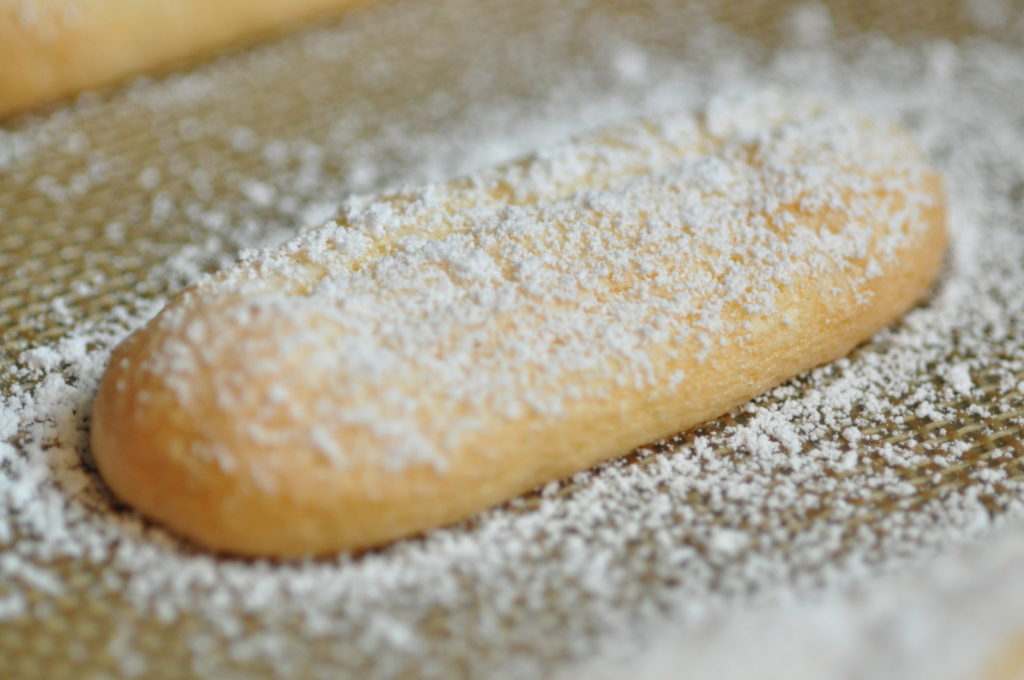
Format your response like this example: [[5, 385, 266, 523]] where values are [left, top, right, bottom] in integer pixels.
[[3, 1, 1024, 678]]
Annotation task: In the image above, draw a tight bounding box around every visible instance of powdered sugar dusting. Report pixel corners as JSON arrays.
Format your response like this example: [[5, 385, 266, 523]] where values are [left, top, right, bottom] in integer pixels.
[[3, 1, 1024, 678], [123, 93, 935, 474]]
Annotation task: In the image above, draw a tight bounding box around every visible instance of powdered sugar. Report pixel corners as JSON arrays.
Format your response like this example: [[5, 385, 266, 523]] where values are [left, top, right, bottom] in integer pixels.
[[3, 1, 1024, 678], [120, 93, 935, 474]]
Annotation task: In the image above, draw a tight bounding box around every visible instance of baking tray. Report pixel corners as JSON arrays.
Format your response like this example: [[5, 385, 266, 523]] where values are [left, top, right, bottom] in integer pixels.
[[2, 0, 1024, 678]]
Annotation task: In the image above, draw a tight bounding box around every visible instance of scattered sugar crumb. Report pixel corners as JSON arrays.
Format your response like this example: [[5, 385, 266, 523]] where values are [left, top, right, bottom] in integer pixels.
[[943, 363, 974, 396]]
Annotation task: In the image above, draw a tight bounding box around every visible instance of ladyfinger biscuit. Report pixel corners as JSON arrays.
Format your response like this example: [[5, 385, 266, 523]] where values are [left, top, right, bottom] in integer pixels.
[[90, 93, 947, 557], [0, 0, 368, 117]]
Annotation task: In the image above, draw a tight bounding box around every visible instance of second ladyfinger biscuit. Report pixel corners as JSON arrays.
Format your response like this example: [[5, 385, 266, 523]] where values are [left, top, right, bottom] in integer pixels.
[[0, 0, 369, 117]]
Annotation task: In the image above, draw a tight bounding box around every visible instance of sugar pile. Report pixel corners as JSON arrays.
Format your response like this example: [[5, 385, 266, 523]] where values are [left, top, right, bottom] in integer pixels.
[[3, 1, 1024, 678]]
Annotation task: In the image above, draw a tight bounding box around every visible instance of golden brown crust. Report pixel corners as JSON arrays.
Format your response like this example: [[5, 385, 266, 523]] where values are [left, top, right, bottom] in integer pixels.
[[90, 97, 947, 557], [0, 0, 370, 118]]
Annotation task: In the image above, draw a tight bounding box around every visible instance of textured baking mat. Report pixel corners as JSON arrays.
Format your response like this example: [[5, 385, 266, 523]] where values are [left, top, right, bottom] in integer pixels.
[[3, 1, 1024, 679]]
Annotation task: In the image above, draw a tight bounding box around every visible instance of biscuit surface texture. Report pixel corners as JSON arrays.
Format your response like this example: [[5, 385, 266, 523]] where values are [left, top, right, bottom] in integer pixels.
[[90, 94, 947, 557]]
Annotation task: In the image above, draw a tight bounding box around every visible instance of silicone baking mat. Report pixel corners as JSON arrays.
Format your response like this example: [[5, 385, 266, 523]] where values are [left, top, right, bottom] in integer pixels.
[[2, 1, 1024, 678]]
